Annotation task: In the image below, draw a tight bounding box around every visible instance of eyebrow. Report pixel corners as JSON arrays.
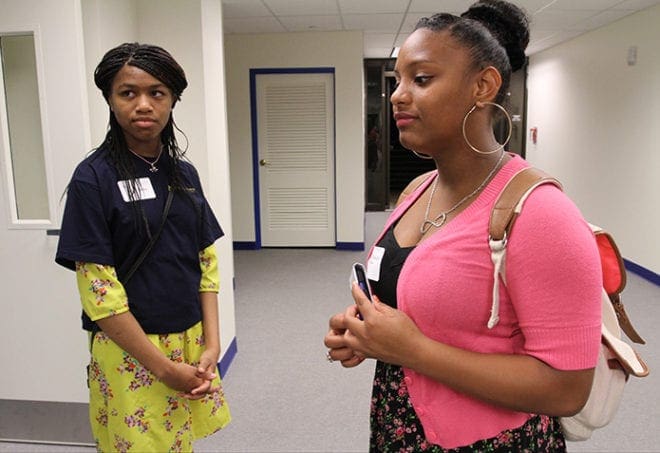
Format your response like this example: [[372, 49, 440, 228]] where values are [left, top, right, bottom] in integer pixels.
[[115, 82, 167, 90]]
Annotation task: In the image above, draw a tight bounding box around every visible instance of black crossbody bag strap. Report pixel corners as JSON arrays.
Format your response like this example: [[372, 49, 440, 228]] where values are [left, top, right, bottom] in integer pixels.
[[88, 190, 174, 350]]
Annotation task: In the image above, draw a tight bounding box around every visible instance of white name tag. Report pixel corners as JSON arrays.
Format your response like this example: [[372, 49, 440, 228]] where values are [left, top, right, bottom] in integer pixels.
[[117, 178, 156, 202], [367, 246, 385, 281]]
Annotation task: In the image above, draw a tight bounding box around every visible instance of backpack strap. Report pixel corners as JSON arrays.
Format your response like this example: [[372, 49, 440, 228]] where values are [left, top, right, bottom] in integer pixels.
[[489, 167, 561, 242], [590, 224, 645, 344], [486, 167, 560, 328], [487, 167, 646, 346]]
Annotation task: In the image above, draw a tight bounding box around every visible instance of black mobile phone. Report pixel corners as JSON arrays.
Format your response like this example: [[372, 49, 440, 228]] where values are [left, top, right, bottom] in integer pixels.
[[352, 262, 373, 301]]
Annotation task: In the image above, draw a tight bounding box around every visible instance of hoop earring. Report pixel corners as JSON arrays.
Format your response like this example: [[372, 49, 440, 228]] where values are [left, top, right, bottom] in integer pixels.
[[411, 149, 434, 160], [462, 101, 512, 155]]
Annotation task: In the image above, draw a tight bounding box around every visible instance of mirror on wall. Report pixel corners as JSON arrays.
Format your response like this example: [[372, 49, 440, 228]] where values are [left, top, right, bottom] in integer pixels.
[[0, 33, 49, 222]]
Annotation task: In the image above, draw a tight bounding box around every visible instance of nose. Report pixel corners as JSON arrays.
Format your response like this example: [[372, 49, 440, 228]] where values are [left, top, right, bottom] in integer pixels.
[[136, 94, 153, 112], [390, 81, 408, 106]]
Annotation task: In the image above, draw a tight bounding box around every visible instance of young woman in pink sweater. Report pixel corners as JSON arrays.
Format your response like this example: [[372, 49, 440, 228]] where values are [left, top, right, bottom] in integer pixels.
[[324, 1, 602, 451]]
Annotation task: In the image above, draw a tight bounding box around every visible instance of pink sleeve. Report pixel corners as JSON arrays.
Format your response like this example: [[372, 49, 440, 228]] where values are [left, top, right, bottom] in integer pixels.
[[505, 185, 602, 370]]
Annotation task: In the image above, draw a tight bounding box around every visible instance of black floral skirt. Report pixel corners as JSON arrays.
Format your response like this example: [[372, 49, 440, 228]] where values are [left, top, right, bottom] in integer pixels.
[[370, 361, 566, 452]]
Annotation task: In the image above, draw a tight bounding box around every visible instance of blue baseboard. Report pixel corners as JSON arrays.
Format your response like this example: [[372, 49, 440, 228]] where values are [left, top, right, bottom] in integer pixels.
[[233, 241, 258, 250], [624, 259, 660, 286], [336, 242, 365, 251], [234, 241, 365, 251], [218, 336, 237, 379]]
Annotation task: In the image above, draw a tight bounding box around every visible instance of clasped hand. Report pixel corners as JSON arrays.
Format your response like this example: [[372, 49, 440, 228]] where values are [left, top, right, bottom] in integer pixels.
[[324, 283, 424, 368], [162, 349, 220, 400]]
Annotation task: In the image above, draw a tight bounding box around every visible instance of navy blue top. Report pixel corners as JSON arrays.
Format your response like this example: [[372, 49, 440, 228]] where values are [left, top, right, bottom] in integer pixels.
[[56, 146, 223, 334]]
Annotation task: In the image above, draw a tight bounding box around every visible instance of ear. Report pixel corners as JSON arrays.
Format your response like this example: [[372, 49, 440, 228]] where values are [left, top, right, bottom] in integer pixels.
[[473, 66, 502, 103]]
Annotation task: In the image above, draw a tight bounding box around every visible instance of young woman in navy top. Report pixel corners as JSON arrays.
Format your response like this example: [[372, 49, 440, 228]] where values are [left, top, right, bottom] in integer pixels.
[[56, 43, 230, 452]]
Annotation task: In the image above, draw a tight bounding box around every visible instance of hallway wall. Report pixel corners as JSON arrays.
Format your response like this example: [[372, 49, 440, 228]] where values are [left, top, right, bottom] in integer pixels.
[[526, 4, 660, 275], [224, 31, 365, 246]]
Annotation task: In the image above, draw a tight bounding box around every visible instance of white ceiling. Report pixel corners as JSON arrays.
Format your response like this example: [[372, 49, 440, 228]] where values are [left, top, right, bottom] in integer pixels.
[[221, 0, 660, 57]]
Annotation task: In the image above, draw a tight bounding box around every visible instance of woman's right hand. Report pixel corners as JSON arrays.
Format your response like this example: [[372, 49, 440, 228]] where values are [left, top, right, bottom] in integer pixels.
[[159, 361, 209, 397]]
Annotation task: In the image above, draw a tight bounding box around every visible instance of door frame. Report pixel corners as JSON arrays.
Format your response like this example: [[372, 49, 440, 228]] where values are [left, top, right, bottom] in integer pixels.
[[246, 67, 336, 249]]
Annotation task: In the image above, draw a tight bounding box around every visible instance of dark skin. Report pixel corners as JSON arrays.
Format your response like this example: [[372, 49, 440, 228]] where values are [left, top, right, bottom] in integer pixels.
[[324, 28, 594, 417]]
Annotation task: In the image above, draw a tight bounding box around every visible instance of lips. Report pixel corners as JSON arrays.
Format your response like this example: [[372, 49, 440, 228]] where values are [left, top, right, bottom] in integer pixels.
[[133, 118, 157, 128], [393, 112, 416, 128]]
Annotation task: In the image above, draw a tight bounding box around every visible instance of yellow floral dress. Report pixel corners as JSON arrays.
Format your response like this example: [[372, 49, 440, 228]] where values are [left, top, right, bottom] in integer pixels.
[[76, 245, 231, 452]]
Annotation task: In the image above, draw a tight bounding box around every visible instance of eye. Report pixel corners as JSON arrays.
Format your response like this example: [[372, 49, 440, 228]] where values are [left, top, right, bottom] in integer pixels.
[[119, 90, 135, 98], [414, 75, 432, 85], [152, 90, 166, 98]]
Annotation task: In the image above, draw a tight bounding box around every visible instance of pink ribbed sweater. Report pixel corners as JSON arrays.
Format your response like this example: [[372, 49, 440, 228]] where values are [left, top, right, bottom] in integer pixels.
[[370, 155, 602, 448]]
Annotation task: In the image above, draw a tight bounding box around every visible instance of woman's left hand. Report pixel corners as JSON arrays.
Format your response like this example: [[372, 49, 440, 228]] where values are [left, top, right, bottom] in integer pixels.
[[181, 348, 220, 400], [341, 282, 426, 367]]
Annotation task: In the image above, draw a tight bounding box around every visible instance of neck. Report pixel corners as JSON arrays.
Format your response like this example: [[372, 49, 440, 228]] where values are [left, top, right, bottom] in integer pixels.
[[126, 141, 161, 158], [433, 150, 505, 187]]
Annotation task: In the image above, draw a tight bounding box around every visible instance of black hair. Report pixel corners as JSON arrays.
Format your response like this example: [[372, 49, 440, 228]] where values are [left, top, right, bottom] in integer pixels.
[[414, 0, 530, 103], [93, 42, 190, 237]]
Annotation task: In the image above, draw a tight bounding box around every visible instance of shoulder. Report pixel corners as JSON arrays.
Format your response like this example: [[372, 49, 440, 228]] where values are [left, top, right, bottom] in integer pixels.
[[70, 147, 113, 186], [396, 170, 436, 207], [507, 182, 599, 273], [177, 158, 200, 180]]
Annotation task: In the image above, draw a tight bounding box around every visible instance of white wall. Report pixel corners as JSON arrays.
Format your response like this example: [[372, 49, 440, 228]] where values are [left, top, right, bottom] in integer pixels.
[[224, 31, 365, 245], [0, 0, 93, 402], [526, 4, 660, 274], [82, 0, 138, 147]]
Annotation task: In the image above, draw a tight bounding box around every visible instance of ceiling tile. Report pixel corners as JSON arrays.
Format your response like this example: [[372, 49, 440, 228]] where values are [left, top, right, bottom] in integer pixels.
[[343, 13, 404, 32], [514, 0, 556, 14], [278, 14, 344, 31], [548, 0, 623, 10], [612, 0, 660, 9], [567, 9, 637, 31], [264, 0, 340, 16], [338, 0, 409, 14], [222, 0, 272, 18], [531, 9, 596, 30], [408, 0, 468, 14], [223, 17, 287, 34], [527, 29, 583, 54]]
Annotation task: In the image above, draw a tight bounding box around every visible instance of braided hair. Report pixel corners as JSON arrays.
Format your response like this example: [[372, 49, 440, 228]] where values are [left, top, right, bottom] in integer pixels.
[[93, 43, 190, 237], [414, 0, 530, 103]]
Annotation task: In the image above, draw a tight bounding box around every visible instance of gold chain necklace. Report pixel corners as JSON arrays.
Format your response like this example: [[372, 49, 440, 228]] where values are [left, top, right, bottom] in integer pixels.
[[128, 145, 164, 173], [420, 151, 505, 234]]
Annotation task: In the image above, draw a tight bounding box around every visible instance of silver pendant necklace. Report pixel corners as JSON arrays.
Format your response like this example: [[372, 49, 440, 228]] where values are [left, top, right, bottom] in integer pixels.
[[128, 145, 164, 173], [420, 151, 505, 234]]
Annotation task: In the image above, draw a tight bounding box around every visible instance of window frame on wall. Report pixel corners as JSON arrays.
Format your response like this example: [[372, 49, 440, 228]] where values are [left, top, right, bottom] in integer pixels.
[[0, 28, 55, 229]]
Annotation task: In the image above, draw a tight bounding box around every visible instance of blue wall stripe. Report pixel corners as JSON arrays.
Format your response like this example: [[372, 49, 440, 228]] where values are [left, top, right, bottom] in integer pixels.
[[233, 241, 259, 250], [336, 242, 365, 251], [218, 336, 238, 379], [624, 259, 660, 286]]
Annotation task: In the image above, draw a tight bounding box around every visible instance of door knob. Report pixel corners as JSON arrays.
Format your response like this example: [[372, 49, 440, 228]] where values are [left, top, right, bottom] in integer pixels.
[[259, 159, 270, 166]]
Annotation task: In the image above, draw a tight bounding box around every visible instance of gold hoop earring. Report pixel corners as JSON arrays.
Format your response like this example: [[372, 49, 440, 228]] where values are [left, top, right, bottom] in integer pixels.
[[462, 101, 512, 155], [411, 150, 434, 160]]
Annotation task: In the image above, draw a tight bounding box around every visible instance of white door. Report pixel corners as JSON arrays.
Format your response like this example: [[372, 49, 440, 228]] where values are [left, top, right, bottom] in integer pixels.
[[256, 72, 335, 247], [0, 1, 91, 405]]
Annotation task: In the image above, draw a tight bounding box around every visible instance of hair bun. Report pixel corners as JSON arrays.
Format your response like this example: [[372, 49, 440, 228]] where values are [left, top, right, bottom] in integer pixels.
[[462, 0, 530, 71]]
